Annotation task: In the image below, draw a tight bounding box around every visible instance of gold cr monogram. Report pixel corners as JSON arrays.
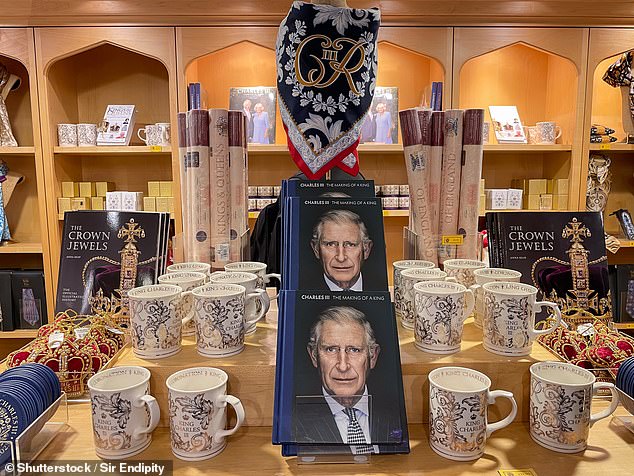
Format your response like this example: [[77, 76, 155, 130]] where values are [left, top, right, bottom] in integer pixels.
[[294, 34, 366, 95]]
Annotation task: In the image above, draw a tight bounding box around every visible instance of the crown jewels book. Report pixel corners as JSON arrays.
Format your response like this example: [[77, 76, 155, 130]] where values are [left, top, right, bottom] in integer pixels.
[[55, 211, 169, 316], [486, 211, 611, 320]]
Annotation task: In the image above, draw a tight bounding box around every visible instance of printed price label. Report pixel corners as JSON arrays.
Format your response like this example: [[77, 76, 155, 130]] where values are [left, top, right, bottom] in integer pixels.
[[441, 235, 464, 246], [48, 331, 64, 349], [74, 327, 89, 340], [498, 470, 538, 476], [149, 145, 162, 152], [599, 143, 611, 150]]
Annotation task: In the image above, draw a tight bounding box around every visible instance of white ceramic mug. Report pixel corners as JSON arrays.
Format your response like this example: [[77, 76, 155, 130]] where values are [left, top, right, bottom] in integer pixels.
[[470, 268, 522, 329], [209, 272, 269, 335], [482, 282, 562, 356], [224, 261, 281, 300], [137, 124, 159, 146], [414, 281, 475, 354], [158, 271, 207, 337], [429, 366, 517, 461], [88, 366, 160, 460], [77, 123, 97, 146], [530, 361, 619, 453], [393, 260, 436, 325], [399, 268, 451, 330], [128, 284, 194, 359], [443, 259, 487, 288], [536, 121, 562, 144], [192, 283, 265, 357], [167, 367, 245, 461], [58, 123, 78, 146], [166, 261, 212, 277], [524, 125, 540, 145], [155, 122, 171, 146]]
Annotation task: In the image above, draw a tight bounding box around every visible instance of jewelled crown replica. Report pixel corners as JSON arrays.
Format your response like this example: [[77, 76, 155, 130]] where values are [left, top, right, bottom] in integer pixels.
[[532, 218, 611, 325]]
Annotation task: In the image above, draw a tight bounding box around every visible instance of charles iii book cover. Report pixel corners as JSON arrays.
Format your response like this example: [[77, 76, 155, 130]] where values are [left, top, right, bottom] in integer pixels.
[[486, 211, 611, 320], [55, 211, 168, 315]]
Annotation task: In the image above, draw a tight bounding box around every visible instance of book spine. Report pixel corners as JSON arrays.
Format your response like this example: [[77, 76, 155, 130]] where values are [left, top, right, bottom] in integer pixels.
[[187, 109, 211, 263], [457, 109, 484, 260], [399, 108, 437, 265], [229, 110, 247, 262], [429, 111, 444, 240], [193, 83, 201, 110], [209, 109, 231, 268], [438, 109, 464, 264], [177, 112, 189, 259], [436, 82, 443, 111], [187, 84, 193, 111], [430, 82, 438, 112]]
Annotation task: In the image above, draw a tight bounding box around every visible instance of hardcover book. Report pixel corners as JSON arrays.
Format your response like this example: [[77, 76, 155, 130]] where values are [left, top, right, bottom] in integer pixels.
[[488, 106, 527, 144], [615, 264, 634, 323], [0, 270, 14, 331], [229, 87, 277, 145], [55, 211, 169, 316], [486, 211, 611, 321], [360, 87, 399, 144], [274, 291, 409, 455], [96, 105, 137, 146]]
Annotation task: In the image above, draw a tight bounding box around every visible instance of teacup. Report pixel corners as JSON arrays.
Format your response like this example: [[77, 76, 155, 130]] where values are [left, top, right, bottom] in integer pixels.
[[137, 124, 159, 146], [530, 361, 619, 453], [393, 260, 436, 324], [482, 282, 562, 356], [128, 284, 193, 359], [167, 367, 245, 461], [209, 272, 270, 335], [398, 268, 451, 329], [155, 122, 171, 146], [158, 271, 207, 337], [470, 268, 522, 329], [443, 259, 487, 288], [536, 121, 562, 145], [224, 261, 281, 299], [414, 281, 475, 354], [429, 367, 517, 461], [192, 283, 266, 357], [88, 366, 160, 460]]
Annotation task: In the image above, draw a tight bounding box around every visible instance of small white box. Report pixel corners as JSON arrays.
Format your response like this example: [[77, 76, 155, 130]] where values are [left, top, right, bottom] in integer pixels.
[[485, 189, 508, 210], [507, 188, 523, 209], [121, 192, 143, 211], [106, 191, 122, 210]]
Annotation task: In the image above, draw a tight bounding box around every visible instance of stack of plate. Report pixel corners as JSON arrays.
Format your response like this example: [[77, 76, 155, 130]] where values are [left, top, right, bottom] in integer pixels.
[[0, 363, 62, 465]]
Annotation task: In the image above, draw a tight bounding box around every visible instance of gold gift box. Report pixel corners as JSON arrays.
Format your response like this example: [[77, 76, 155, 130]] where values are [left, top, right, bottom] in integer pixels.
[[62, 182, 79, 198]]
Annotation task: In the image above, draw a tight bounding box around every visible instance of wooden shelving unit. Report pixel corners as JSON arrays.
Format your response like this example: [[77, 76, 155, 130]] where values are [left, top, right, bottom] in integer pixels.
[[0, 242, 43, 254], [35, 27, 179, 296], [0, 146, 35, 155], [588, 143, 634, 152]]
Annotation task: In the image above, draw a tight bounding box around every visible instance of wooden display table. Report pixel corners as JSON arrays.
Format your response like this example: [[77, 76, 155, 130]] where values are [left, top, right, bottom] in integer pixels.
[[38, 402, 634, 475], [110, 298, 558, 428]]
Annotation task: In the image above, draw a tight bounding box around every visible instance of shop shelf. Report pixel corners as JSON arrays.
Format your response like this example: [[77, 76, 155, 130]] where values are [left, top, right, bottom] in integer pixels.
[[0, 242, 42, 254], [0, 146, 35, 155], [0, 329, 38, 339], [53, 146, 172, 155]]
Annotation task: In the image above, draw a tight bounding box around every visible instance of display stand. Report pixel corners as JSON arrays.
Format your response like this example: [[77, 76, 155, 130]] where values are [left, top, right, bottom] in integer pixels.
[[294, 394, 375, 464], [0, 393, 68, 475], [403, 227, 484, 262], [613, 388, 634, 435]]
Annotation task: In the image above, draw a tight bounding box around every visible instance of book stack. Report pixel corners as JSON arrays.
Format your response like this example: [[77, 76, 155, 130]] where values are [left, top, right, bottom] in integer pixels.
[[590, 124, 617, 143], [55, 211, 170, 316], [273, 179, 410, 457], [486, 211, 611, 323]]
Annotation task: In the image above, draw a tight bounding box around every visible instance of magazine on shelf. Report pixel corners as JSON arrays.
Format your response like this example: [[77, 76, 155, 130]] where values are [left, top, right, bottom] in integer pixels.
[[360, 87, 399, 145], [55, 210, 169, 315], [488, 106, 527, 144], [229, 87, 277, 145], [273, 291, 409, 455], [486, 211, 611, 320], [96, 104, 137, 146]]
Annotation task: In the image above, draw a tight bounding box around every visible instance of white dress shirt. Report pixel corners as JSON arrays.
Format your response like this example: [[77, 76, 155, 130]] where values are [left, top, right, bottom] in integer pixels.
[[322, 387, 379, 454], [323, 273, 363, 292]]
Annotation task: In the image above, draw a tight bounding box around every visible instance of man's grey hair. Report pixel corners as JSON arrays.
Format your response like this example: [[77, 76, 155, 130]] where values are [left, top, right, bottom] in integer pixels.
[[311, 209, 371, 245], [307, 306, 378, 358]]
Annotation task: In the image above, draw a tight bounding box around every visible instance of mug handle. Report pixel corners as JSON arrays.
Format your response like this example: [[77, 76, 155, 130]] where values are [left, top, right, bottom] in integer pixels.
[[528, 301, 562, 339], [485, 390, 517, 437], [245, 290, 267, 328], [589, 382, 619, 426], [555, 126, 562, 140], [137, 128, 148, 144], [180, 290, 194, 325], [212, 394, 245, 445], [263, 273, 282, 300], [462, 289, 475, 321], [445, 276, 458, 283], [132, 394, 160, 437]]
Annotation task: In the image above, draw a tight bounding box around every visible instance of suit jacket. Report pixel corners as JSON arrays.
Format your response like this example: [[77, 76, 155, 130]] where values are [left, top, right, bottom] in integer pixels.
[[293, 393, 406, 453]]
